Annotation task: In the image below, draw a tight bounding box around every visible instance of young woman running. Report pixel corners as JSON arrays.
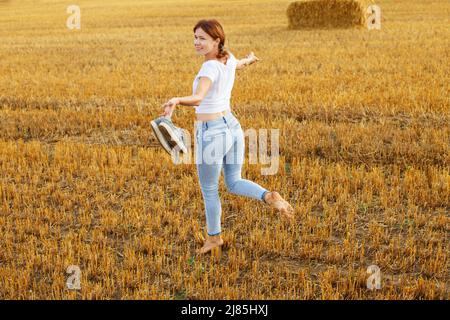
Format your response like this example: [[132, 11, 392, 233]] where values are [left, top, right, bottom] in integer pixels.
[[161, 19, 294, 254]]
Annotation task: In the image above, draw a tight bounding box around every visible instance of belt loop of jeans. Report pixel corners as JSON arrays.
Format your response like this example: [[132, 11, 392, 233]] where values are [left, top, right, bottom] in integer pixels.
[[202, 115, 230, 131], [223, 116, 230, 129]]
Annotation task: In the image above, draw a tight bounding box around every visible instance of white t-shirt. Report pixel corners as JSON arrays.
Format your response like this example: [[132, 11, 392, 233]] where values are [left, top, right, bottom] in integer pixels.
[[192, 52, 238, 114]]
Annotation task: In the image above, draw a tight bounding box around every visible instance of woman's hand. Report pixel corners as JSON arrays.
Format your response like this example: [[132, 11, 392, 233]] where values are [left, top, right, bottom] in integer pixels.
[[161, 97, 180, 117], [245, 51, 261, 65]]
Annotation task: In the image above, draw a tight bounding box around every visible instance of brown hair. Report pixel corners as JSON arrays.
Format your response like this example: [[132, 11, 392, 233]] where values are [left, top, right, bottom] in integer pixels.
[[193, 19, 229, 60]]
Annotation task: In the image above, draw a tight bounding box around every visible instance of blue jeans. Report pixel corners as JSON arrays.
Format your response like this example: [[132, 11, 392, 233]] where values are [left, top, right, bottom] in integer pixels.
[[195, 112, 270, 236]]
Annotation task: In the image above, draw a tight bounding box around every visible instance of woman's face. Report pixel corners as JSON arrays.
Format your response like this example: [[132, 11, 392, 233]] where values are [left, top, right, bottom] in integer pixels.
[[194, 27, 219, 56]]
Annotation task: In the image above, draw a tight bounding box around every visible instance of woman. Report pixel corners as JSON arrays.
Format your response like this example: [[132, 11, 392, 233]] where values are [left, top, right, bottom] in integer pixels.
[[161, 19, 294, 254]]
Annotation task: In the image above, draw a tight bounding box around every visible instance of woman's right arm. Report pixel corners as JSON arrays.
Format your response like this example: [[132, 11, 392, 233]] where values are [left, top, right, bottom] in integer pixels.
[[236, 52, 261, 70]]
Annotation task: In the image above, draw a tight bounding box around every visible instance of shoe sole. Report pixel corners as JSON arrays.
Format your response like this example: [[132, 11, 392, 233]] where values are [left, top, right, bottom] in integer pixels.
[[150, 120, 172, 155], [158, 122, 188, 154]]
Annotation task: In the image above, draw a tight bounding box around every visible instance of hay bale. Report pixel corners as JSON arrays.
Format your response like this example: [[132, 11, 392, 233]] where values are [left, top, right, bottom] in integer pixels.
[[287, 0, 371, 29]]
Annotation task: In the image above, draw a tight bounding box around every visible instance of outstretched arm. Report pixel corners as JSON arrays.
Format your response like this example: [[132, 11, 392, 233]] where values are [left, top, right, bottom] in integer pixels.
[[236, 51, 261, 70]]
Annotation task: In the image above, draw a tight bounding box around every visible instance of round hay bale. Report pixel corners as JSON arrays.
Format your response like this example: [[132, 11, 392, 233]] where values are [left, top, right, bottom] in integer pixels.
[[287, 0, 372, 29]]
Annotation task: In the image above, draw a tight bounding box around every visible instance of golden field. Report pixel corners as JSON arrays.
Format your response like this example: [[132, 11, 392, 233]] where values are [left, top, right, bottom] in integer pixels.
[[0, 0, 448, 299]]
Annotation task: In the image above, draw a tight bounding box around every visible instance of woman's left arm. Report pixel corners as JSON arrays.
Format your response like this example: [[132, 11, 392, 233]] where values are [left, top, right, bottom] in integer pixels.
[[161, 77, 213, 116]]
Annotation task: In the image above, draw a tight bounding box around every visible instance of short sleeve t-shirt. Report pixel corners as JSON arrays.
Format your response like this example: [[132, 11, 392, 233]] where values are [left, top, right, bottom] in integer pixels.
[[192, 52, 238, 114]]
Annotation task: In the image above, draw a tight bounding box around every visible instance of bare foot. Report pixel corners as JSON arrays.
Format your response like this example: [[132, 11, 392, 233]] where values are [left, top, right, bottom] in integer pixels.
[[196, 235, 224, 254], [264, 191, 295, 219]]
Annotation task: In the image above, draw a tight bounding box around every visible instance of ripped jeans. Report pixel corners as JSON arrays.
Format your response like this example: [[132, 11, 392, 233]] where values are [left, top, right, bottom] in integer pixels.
[[195, 112, 269, 236]]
